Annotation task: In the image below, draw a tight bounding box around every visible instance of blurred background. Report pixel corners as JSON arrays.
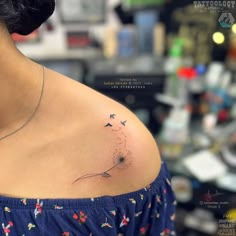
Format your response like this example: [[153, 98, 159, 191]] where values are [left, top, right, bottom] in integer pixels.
[[13, 0, 236, 235]]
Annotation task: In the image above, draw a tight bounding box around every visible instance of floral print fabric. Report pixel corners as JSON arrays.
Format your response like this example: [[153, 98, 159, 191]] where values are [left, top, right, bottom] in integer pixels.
[[0, 161, 176, 236]]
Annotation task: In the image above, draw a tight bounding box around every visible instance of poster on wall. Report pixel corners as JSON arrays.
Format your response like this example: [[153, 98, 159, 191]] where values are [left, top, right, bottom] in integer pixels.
[[58, 0, 106, 24]]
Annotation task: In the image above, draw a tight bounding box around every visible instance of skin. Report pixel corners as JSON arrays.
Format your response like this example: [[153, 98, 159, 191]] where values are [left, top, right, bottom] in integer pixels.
[[0, 22, 161, 199]]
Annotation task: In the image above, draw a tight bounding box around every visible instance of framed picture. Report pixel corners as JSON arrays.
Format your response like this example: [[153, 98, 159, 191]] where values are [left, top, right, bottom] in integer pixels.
[[58, 0, 106, 24], [66, 31, 93, 49]]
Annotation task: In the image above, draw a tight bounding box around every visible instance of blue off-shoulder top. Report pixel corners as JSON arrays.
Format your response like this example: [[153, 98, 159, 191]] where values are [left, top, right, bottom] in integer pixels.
[[0, 161, 176, 236]]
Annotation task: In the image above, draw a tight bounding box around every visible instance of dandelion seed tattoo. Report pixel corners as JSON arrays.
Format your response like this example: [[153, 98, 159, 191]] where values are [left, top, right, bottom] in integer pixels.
[[72, 114, 133, 184]]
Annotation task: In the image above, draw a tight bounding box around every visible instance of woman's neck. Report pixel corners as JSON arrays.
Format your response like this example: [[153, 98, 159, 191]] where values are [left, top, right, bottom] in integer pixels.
[[0, 23, 43, 136]]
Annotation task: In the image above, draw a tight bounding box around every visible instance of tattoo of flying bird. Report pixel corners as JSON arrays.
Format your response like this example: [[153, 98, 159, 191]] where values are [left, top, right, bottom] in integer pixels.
[[105, 123, 113, 127], [110, 114, 116, 119], [121, 121, 127, 126]]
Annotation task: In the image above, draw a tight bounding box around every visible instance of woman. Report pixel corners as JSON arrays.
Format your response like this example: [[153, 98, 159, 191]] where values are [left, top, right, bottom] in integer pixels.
[[0, 0, 176, 235]]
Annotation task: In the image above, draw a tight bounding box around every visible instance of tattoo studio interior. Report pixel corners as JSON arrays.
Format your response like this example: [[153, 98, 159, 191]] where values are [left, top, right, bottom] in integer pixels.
[[13, 0, 236, 235]]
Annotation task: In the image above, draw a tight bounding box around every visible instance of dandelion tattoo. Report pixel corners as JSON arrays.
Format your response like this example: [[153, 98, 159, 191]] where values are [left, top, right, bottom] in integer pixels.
[[72, 114, 133, 184]]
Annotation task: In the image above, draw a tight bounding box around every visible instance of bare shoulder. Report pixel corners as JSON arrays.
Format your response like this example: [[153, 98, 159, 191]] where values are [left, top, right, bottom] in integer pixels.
[[44, 69, 161, 196], [70, 79, 161, 195], [0, 68, 161, 199]]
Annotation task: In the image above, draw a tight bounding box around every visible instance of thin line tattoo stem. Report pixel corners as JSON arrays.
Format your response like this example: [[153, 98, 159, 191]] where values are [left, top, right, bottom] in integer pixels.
[[72, 158, 125, 184], [104, 158, 125, 172]]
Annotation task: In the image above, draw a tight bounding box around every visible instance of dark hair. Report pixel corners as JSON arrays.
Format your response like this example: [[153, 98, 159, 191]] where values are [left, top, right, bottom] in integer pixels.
[[0, 0, 55, 35]]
